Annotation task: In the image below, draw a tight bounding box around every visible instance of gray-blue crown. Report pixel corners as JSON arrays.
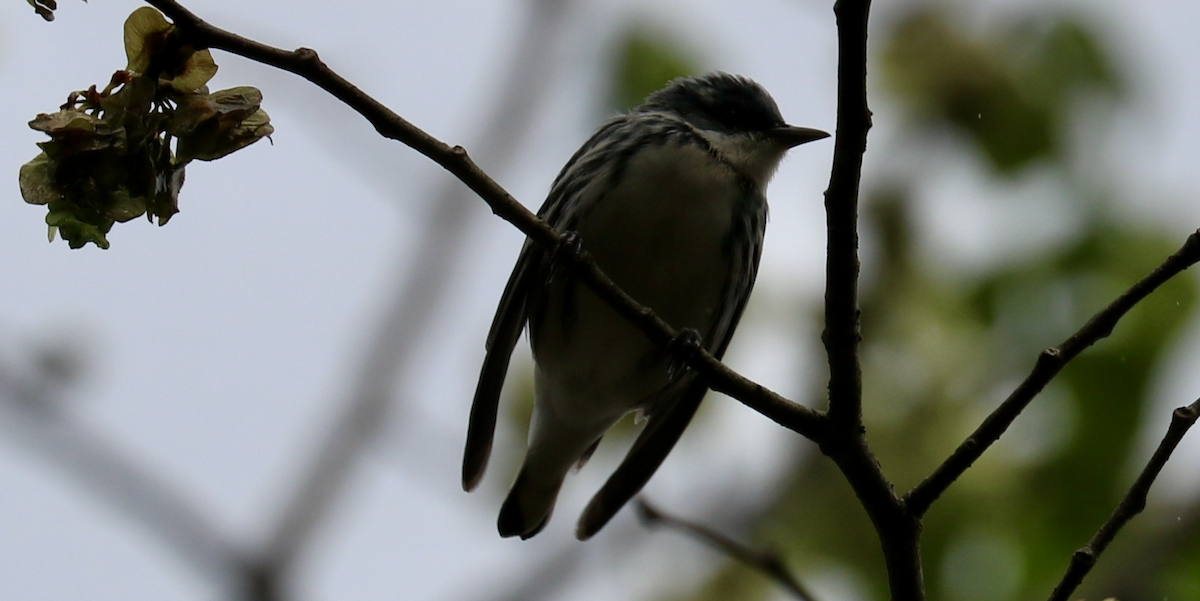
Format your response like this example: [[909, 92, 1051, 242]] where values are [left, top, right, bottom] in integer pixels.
[[638, 72, 786, 134]]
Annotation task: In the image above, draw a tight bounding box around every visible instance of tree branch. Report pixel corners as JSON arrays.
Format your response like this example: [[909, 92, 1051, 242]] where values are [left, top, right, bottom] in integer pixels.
[[823, 0, 869, 429], [1047, 397, 1200, 601], [635, 498, 821, 601], [140, 0, 826, 439], [257, 0, 574, 577], [906, 229, 1200, 517], [819, 1, 925, 599]]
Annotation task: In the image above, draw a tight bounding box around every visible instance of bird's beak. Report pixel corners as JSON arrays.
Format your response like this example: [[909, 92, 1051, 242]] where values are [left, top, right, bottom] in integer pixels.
[[768, 125, 830, 149]]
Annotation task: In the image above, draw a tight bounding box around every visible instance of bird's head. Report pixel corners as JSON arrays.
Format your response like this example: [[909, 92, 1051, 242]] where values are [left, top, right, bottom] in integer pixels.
[[639, 72, 829, 186]]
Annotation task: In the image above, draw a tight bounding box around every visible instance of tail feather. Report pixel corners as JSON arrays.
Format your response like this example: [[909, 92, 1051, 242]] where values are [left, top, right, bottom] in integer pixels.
[[498, 461, 567, 539]]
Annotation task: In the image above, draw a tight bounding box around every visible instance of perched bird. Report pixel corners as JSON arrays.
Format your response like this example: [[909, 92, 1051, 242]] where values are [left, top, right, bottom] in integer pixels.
[[463, 72, 828, 539]]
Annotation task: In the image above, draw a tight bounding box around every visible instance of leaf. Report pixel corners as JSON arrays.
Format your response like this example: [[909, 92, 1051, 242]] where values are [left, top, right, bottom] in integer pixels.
[[45, 200, 113, 250], [167, 86, 263, 136], [29, 110, 122, 159], [173, 87, 273, 163], [123, 7, 217, 93], [124, 7, 172, 74], [29, 109, 106, 136], [19, 153, 63, 206], [107, 188, 148, 222]]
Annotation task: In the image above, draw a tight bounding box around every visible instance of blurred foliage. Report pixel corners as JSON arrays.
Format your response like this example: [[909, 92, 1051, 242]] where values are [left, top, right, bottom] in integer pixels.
[[18, 7, 272, 249], [608, 24, 699, 112], [650, 4, 1200, 601], [882, 8, 1120, 173]]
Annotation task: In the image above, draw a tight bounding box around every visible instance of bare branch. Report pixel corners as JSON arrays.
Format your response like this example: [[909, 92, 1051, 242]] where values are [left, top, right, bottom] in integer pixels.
[[139, 0, 825, 440], [823, 0, 870, 430], [818, 1, 926, 598], [1047, 397, 1200, 601], [635, 498, 821, 601], [258, 0, 574, 576], [906, 230, 1200, 517]]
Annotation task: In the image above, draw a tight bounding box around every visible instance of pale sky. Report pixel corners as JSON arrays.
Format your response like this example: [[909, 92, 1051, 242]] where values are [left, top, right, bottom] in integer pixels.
[[1, 1, 1199, 600]]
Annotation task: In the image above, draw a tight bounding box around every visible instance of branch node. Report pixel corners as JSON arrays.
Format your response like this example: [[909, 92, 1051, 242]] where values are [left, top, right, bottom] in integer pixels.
[[668, 328, 703, 357], [1174, 404, 1199, 423], [1071, 548, 1096, 568]]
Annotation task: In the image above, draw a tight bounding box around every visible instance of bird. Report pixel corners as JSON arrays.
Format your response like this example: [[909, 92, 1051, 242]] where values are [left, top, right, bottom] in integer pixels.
[[462, 72, 828, 540]]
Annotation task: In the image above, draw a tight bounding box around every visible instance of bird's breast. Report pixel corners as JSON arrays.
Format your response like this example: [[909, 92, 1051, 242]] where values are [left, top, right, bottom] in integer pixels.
[[578, 141, 740, 313], [530, 141, 750, 418]]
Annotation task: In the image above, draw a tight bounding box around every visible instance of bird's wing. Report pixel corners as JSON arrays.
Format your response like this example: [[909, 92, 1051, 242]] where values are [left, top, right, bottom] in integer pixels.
[[462, 241, 543, 491], [576, 190, 768, 539], [462, 117, 635, 492]]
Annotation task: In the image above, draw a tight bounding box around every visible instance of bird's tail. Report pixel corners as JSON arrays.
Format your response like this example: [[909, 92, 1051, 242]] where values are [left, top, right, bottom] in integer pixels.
[[497, 454, 569, 539]]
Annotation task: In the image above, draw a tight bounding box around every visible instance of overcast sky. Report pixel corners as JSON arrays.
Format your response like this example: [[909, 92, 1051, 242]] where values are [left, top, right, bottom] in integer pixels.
[[2, 1, 1200, 600]]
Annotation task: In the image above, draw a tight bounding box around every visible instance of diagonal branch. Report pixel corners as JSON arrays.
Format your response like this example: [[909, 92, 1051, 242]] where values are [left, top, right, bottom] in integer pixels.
[[258, 0, 573, 577], [635, 498, 821, 601], [141, 0, 826, 439], [906, 230, 1200, 517], [1046, 397, 1200, 601]]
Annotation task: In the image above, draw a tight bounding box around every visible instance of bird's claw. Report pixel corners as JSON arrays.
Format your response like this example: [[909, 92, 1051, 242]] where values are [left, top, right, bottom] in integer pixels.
[[667, 328, 703, 379], [549, 231, 585, 281]]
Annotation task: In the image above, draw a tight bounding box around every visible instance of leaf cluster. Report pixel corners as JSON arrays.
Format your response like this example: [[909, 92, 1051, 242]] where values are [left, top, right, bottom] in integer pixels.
[[18, 7, 273, 249]]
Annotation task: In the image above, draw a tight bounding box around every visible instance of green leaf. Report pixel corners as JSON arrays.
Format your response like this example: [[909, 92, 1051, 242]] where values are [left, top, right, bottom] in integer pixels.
[[609, 25, 698, 112], [164, 48, 218, 94], [881, 9, 1120, 174], [123, 7, 217, 93], [19, 153, 62, 206], [124, 7, 172, 74], [29, 109, 106, 136], [107, 187, 149, 222], [45, 200, 113, 249], [30, 110, 122, 159], [173, 87, 273, 163]]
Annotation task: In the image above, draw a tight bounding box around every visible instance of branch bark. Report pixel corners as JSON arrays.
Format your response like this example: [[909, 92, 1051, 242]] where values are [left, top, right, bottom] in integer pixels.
[[820, 1, 926, 599], [1047, 397, 1200, 601], [139, 0, 826, 440], [906, 230, 1200, 517]]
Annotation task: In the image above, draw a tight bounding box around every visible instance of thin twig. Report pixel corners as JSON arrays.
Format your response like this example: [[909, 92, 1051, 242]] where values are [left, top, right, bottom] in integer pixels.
[[635, 498, 821, 601], [140, 0, 825, 440], [1046, 398, 1200, 601], [906, 230, 1200, 517]]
